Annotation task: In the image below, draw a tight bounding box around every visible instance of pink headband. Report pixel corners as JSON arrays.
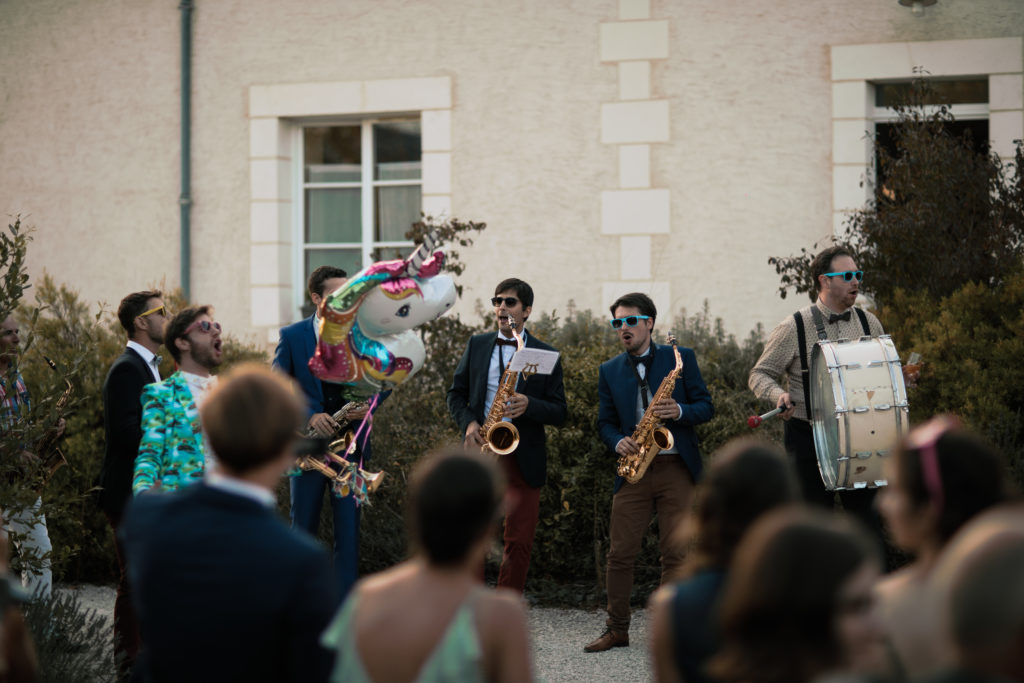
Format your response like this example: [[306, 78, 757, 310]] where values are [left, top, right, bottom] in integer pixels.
[[904, 415, 961, 512]]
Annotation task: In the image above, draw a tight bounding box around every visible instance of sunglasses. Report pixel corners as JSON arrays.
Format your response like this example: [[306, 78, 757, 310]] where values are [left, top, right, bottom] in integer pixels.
[[491, 296, 519, 308], [184, 320, 221, 335], [824, 270, 864, 282], [138, 304, 167, 318], [609, 315, 650, 329]]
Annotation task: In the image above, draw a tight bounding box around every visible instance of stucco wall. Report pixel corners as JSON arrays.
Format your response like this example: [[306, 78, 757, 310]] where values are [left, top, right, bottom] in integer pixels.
[[2, 0, 1022, 346]]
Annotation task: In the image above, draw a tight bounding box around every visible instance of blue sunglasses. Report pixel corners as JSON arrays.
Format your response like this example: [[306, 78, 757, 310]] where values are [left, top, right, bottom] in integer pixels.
[[824, 270, 864, 282], [609, 315, 650, 329]]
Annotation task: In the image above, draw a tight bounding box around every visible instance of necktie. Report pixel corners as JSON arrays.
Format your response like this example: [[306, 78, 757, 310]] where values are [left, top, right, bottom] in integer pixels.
[[828, 311, 852, 324]]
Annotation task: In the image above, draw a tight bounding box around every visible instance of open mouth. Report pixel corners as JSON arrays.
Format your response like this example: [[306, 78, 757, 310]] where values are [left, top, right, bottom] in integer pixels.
[[497, 314, 511, 326], [213, 339, 223, 352]]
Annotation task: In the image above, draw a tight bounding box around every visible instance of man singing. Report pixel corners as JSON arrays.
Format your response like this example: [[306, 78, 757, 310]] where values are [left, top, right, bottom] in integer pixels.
[[447, 278, 567, 593], [584, 292, 713, 652], [132, 306, 222, 495]]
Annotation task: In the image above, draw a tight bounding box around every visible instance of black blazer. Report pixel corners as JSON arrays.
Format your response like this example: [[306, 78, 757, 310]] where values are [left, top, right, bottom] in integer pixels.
[[120, 483, 335, 683], [447, 330, 567, 488], [98, 347, 156, 519]]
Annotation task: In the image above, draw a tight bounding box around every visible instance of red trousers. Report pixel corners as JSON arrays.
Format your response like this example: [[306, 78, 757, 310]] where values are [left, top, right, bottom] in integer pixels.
[[496, 453, 541, 593]]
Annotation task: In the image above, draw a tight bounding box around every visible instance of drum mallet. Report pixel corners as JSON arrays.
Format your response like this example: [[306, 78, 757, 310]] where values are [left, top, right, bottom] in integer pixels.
[[747, 406, 784, 429]]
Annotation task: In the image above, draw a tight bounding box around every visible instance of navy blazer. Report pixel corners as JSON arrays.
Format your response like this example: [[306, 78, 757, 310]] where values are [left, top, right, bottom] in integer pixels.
[[120, 483, 335, 683], [98, 347, 157, 519], [273, 315, 380, 460], [447, 330, 568, 488], [598, 343, 714, 492]]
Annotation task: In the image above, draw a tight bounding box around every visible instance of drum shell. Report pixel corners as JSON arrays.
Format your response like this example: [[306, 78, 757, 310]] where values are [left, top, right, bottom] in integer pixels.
[[810, 335, 909, 491]]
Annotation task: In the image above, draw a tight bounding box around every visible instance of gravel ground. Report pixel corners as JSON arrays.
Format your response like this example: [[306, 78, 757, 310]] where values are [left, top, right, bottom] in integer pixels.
[[61, 584, 652, 682]]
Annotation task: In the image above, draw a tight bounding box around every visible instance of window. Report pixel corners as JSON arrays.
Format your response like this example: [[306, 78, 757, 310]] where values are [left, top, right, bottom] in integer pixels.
[[871, 78, 989, 194], [301, 120, 422, 285]]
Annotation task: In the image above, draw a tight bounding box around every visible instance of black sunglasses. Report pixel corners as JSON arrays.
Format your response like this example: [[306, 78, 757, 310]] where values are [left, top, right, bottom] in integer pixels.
[[491, 296, 519, 308], [823, 270, 864, 282]]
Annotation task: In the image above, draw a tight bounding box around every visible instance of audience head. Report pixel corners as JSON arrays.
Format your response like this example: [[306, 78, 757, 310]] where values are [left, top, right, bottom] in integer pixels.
[[929, 502, 1024, 678], [878, 415, 1009, 555], [711, 507, 884, 683], [682, 438, 800, 576], [117, 290, 166, 342], [406, 449, 504, 568], [200, 364, 305, 475]]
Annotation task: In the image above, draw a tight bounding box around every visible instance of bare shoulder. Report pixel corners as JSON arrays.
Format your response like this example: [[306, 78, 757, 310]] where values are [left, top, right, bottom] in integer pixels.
[[474, 588, 527, 638]]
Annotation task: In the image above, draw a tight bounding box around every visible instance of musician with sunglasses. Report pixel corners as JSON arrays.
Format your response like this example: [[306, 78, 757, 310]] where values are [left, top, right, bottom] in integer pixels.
[[132, 306, 223, 495], [446, 278, 567, 594], [749, 246, 887, 526], [584, 292, 713, 653]]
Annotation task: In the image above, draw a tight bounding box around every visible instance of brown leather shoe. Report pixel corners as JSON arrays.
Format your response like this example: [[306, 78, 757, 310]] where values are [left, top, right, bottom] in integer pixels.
[[583, 628, 629, 652]]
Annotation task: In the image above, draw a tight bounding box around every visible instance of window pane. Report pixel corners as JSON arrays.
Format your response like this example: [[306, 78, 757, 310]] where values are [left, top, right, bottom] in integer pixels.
[[306, 189, 361, 243], [305, 126, 361, 182], [305, 249, 363, 286], [875, 79, 988, 107], [375, 185, 421, 242], [374, 121, 421, 180]]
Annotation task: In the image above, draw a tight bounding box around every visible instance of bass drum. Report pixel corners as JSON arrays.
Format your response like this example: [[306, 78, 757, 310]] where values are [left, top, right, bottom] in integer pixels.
[[810, 335, 909, 491]]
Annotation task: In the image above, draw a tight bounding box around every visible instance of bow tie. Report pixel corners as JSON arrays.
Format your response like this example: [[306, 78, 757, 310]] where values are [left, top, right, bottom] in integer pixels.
[[495, 338, 518, 347], [630, 353, 654, 371], [828, 311, 852, 324]]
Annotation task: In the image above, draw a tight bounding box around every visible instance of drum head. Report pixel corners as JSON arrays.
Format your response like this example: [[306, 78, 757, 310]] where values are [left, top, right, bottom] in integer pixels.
[[811, 342, 841, 490]]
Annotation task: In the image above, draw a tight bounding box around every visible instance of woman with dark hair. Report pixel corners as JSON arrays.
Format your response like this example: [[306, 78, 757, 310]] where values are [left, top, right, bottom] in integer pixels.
[[875, 416, 1011, 677], [648, 439, 801, 683], [321, 450, 532, 683], [708, 507, 887, 683]]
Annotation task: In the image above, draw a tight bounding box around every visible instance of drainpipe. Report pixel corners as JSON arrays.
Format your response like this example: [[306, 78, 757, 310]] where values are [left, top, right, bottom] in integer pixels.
[[179, 0, 193, 299]]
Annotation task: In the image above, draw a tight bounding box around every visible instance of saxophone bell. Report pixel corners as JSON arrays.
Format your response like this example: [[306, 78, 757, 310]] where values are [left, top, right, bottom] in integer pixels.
[[652, 426, 674, 452], [484, 422, 519, 455]]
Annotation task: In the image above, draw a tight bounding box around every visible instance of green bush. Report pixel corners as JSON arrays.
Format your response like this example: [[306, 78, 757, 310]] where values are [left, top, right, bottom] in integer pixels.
[[876, 270, 1024, 490]]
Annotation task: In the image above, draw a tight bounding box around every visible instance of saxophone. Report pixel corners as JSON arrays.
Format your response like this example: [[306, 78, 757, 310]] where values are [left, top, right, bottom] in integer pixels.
[[616, 334, 683, 484], [480, 317, 524, 456]]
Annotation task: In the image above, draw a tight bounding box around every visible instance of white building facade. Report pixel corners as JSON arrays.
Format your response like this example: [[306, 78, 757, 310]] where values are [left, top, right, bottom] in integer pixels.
[[2, 0, 1021, 344]]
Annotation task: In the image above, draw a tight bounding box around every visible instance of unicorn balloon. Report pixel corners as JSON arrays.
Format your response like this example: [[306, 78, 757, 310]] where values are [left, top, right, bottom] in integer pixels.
[[308, 230, 456, 398]]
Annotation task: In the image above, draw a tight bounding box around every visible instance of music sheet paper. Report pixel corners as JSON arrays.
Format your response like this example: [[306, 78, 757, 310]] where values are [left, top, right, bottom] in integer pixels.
[[508, 349, 559, 375]]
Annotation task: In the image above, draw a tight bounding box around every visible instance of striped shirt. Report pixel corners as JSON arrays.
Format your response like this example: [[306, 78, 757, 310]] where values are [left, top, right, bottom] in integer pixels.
[[748, 300, 884, 421]]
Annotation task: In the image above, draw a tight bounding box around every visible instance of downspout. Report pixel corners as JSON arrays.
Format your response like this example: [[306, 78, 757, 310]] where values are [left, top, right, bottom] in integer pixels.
[[179, 0, 194, 299]]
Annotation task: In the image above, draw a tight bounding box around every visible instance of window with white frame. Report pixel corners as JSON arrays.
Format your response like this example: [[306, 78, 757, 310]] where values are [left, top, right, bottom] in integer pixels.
[[870, 78, 989, 194], [300, 119, 421, 291]]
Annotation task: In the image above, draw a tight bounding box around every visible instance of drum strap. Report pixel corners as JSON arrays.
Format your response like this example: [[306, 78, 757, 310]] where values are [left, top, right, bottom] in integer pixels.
[[794, 312, 812, 414]]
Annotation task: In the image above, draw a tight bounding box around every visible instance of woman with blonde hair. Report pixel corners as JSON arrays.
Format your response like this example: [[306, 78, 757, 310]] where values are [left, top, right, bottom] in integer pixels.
[[321, 449, 532, 683]]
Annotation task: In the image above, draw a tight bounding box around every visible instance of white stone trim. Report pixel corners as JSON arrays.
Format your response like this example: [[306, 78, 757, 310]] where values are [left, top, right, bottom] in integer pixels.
[[830, 37, 1023, 237], [247, 76, 452, 333]]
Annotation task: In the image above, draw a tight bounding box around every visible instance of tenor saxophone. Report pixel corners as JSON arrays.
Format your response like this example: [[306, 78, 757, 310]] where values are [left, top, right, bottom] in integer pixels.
[[616, 334, 683, 484], [480, 317, 524, 456]]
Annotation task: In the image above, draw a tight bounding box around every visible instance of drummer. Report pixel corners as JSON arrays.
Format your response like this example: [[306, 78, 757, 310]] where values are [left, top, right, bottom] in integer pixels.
[[749, 246, 893, 532]]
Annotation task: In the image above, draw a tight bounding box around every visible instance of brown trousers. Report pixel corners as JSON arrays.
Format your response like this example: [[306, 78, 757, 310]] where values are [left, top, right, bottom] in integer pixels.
[[605, 454, 694, 633]]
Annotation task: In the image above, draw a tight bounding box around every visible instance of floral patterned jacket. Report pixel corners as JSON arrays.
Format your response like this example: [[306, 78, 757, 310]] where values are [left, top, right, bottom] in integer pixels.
[[132, 371, 205, 495]]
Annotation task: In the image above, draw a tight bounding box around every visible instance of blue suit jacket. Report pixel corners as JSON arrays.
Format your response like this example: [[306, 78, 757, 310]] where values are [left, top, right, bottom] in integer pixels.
[[120, 483, 335, 682], [598, 344, 714, 492], [273, 315, 379, 460]]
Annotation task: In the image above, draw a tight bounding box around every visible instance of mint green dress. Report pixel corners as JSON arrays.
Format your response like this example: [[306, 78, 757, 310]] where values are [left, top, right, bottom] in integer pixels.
[[322, 588, 485, 683]]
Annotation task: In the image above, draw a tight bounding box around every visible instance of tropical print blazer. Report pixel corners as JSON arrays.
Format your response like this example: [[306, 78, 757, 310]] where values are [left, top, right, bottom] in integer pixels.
[[132, 371, 205, 495]]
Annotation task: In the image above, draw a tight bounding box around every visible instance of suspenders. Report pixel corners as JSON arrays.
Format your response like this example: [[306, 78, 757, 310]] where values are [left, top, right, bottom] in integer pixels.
[[794, 307, 870, 416]]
